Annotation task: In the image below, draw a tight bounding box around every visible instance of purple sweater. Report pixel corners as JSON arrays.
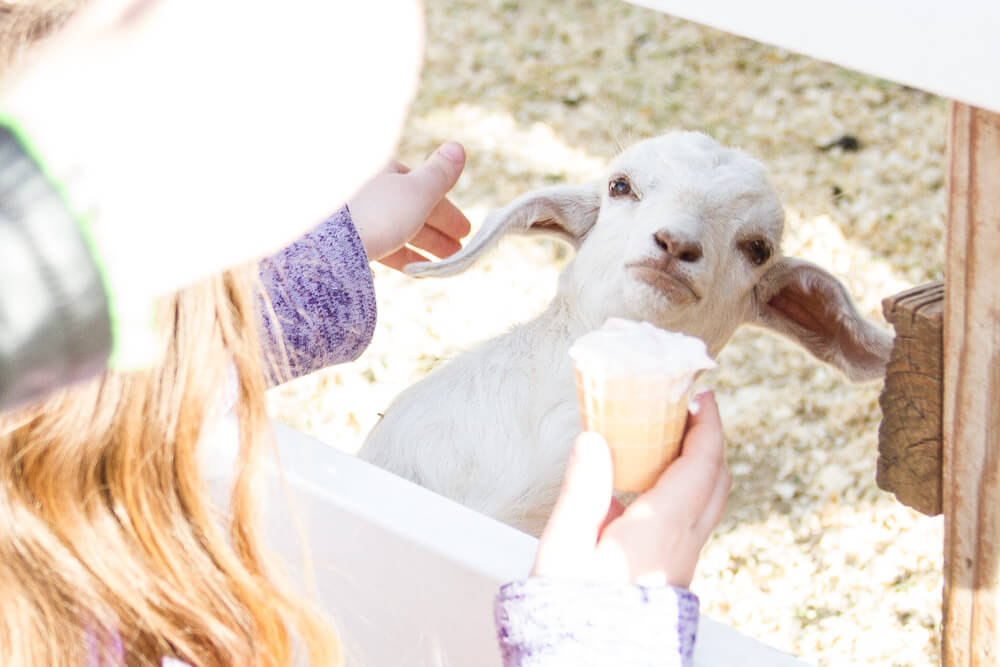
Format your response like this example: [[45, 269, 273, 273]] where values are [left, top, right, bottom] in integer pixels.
[[259, 207, 700, 667], [258, 206, 378, 384]]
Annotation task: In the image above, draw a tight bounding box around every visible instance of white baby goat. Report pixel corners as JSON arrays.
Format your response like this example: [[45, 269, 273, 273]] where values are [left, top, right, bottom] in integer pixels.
[[359, 131, 891, 536]]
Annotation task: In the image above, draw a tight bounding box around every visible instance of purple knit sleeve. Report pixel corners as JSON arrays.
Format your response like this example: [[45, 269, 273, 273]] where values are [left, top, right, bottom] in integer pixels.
[[495, 578, 699, 666], [257, 206, 377, 385]]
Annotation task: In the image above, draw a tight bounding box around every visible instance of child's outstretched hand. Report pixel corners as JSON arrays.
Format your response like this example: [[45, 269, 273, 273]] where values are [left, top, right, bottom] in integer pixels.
[[349, 142, 472, 272], [533, 391, 730, 589]]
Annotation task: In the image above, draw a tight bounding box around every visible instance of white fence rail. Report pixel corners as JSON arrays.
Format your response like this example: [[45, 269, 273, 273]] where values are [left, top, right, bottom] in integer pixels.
[[201, 419, 809, 666], [628, 0, 1000, 115]]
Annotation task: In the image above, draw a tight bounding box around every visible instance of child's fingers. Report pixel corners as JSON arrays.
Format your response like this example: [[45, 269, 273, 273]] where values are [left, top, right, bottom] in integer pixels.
[[597, 497, 627, 540], [693, 462, 731, 543], [405, 142, 466, 214], [678, 391, 724, 467], [533, 432, 614, 576], [380, 246, 431, 272], [641, 392, 725, 514], [426, 197, 472, 240], [386, 160, 410, 175], [409, 225, 462, 259]]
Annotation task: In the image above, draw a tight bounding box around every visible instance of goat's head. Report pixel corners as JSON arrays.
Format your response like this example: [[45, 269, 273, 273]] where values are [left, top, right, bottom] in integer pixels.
[[406, 131, 891, 382]]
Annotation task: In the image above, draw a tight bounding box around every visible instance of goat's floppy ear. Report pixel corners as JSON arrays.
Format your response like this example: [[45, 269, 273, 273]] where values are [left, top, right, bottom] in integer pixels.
[[405, 182, 601, 278], [752, 257, 892, 382]]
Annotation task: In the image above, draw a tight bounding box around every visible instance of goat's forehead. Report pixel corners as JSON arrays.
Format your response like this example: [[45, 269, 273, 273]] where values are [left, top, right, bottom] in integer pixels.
[[614, 141, 775, 201], [609, 134, 784, 236], [614, 133, 762, 178]]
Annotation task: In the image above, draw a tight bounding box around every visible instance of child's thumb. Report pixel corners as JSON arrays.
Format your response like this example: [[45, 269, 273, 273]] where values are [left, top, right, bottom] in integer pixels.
[[533, 432, 614, 575], [407, 142, 465, 212]]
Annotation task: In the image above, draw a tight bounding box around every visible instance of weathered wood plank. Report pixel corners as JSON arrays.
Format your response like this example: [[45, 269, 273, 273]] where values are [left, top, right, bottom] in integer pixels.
[[876, 281, 944, 516], [942, 102, 1000, 667]]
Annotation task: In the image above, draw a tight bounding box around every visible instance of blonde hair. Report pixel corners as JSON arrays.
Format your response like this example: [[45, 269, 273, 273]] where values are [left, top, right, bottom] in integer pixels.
[[0, 270, 341, 666]]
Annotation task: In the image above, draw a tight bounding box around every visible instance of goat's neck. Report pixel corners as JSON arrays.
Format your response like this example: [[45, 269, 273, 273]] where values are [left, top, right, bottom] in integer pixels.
[[523, 286, 623, 362], [557, 261, 629, 330]]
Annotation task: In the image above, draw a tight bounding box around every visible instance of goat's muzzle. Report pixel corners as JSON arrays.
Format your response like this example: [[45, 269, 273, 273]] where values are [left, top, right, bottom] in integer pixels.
[[625, 258, 702, 303]]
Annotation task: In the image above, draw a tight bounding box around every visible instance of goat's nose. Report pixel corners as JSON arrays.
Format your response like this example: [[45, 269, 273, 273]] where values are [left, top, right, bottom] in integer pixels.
[[653, 230, 703, 263]]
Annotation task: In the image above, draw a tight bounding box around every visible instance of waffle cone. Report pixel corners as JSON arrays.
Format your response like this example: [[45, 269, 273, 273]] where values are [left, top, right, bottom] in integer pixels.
[[574, 368, 691, 493]]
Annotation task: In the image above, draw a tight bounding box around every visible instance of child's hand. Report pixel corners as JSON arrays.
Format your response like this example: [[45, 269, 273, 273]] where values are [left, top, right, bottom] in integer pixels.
[[349, 142, 472, 272], [533, 391, 730, 589]]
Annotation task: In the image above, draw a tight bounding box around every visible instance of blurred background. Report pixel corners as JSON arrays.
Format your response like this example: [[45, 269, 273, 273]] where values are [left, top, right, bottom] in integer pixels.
[[269, 1, 946, 664]]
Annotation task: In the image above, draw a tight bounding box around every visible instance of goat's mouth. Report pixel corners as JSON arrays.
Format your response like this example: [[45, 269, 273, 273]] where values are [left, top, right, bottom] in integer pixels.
[[625, 260, 702, 302]]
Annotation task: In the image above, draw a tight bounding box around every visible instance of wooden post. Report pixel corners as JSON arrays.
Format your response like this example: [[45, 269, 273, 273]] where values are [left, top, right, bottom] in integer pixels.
[[942, 102, 1000, 666], [877, 281, 944, 516]]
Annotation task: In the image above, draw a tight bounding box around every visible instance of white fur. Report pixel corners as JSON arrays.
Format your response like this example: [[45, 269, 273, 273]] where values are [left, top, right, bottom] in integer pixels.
[[358, 131, 891, 536]]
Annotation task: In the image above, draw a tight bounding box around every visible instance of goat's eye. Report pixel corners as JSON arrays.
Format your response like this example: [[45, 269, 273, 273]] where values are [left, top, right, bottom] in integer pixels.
[[609, 176, 633, 198], [744, 239, 771, 266]]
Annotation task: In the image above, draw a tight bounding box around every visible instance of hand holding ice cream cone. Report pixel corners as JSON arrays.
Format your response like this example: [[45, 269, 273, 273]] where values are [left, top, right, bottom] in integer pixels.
[[534, 391, 730, 588]]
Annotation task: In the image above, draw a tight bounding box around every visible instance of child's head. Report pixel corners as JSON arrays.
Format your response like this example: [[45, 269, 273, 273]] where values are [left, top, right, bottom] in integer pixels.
[[1, 9, 339, 664]]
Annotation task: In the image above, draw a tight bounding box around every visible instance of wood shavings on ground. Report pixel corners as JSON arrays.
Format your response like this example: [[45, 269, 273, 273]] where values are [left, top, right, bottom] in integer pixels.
[[269, 2, 945, 664]]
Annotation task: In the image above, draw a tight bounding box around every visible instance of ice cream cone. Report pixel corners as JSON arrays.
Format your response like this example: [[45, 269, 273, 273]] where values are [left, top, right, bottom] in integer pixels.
[[569, 319, 715, 493]]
